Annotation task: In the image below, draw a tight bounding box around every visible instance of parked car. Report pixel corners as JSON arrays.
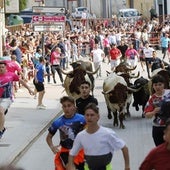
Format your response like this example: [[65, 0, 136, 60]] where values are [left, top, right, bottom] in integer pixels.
[[19, 8, 40, 24], [71, 7, 93, 19], [117, 8, 142, 23], [8, 14, 23, 25]]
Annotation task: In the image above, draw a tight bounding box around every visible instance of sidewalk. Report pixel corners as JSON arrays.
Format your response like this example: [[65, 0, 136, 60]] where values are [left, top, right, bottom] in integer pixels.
[[0, 81, 65, 165]]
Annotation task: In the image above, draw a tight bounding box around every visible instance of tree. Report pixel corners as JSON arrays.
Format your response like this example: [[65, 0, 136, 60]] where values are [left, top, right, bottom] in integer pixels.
[[19, 0, 27, 11]]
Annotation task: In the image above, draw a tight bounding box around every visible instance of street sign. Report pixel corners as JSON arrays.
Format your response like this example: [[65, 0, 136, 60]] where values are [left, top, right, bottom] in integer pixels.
[[32, 6, 65, 14], [33, 24, 64, 32], [32, 15, 66, 23]]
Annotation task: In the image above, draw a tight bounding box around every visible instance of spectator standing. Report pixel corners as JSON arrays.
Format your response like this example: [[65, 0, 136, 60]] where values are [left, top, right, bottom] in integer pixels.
[[139, 118, 170, 170], [9, 38, 22, 64], [167, 42, 170, 62], [103, 34, 110, 63], [65, 9, 73, 31], [67, 103, 130, 170], [151, 50, 164, 76], [81, 10, 87, 27], [138, 42, 145, 71], [89, 35, 95, 53], [143, 42, 154, 78], [90, 43, 104, 77], [109, 31, 117, 46], [117, 40, 128, 62], [141, 28, 149, 44], [109, 43, 122, 71], [50, 46, 64, 85], [160, 33, 170, 60], [76, 81, 98, 115], [133, 28, 142, 51], [71, 39, 78, 62], [0, 61, 34, 139], [150, 6, 157, 20], [125, 43, 138, 67], [58, 38, 66, 70], [94, 31, 102, 49], [46, 96, 86, 170], [144, 74, 170, 146]]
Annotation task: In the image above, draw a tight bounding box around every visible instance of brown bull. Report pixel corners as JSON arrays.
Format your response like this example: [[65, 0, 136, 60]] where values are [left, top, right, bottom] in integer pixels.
[[114, 62, 137, 73], [62, 60, 99, 99], [102, 73, 136, 128]]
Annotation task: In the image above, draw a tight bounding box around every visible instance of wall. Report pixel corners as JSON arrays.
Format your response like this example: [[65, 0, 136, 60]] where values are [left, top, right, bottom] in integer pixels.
[[126, 0, 154, 18]]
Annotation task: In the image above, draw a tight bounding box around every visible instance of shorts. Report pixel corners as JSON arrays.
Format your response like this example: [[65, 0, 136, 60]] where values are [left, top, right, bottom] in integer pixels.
[[162, 47, 168, 54], [110, 59, 120, 69], [33, 79, 44, 92], [0, 98, 12, 111], [104, 47, 109, 56]]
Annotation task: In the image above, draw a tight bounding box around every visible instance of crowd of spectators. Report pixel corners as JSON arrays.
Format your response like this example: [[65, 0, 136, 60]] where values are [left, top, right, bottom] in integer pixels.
[[2, 15, 170, 85]]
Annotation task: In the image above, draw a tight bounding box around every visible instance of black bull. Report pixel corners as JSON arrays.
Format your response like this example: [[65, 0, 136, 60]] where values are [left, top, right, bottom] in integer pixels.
[[132, 68, 170, 117], [61, 60, 99, 99]]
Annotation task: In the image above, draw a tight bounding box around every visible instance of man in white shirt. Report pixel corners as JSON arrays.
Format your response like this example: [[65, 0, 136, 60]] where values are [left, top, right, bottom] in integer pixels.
[[66, 103, 130, 170], [143, 42, 154, 78], [91, 43, 105, 77]]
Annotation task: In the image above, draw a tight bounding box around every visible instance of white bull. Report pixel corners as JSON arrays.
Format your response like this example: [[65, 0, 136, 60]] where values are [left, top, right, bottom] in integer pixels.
[[102, 72, 132, 128]]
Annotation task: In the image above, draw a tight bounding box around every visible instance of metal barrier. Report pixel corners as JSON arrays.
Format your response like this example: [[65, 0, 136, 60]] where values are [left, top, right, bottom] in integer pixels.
[[149, 32, 161, 48]]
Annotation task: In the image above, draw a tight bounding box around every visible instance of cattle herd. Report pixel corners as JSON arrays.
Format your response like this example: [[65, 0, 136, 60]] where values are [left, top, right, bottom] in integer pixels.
[[62, 60, 170, 128]]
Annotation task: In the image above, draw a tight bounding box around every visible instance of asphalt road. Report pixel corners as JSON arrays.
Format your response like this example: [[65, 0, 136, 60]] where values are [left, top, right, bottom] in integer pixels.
[[0, 51, 167, 170]]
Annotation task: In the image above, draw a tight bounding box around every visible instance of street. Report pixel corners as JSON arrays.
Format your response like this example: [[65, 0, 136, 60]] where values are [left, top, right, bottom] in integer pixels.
[[0, 52, 166, 170]]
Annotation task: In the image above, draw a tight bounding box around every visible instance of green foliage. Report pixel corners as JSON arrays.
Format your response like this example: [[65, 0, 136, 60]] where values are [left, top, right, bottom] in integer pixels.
[[5, 0, 10, 6], [19, 0, 27, 11]]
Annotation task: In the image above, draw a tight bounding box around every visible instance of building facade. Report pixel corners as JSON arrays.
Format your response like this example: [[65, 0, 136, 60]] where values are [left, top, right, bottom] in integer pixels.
[[26, 0, 154, 18]]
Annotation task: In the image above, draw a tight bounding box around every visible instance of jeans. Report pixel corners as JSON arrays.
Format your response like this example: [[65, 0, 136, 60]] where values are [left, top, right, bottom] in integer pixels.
[[51, 65, 63, 83]]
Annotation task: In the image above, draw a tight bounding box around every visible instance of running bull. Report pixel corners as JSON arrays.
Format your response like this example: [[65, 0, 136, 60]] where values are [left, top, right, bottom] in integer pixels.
[[62, 60, 99, 99], [102, 72, 136, 129]]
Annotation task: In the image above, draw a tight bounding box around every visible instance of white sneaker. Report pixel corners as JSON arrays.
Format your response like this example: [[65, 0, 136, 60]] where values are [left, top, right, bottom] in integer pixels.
[[41, 104, 47, 107], [37, 105, 46, 109]]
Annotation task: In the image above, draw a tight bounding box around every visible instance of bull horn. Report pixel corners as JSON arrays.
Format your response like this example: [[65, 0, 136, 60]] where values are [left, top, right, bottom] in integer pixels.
[[102, 91, 110, 95], [60, 69, 72, 75], [86, 66, 100, 74], [128, 65, 137, 71], [127, 86, 141, 92], [129, 71, 140, 78]]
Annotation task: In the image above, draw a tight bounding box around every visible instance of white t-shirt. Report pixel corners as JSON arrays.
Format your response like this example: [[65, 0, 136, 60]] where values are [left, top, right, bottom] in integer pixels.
[[70, 126, 125, 156], [143, 47, 154, 58], [91, 49, 104, 63]]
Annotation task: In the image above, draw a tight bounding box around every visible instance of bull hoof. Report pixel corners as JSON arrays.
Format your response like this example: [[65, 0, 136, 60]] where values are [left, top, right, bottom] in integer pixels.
[[125, 112, 131, 118], [135, 106, 139, 111], [142, 113, 145, 118], [113, 122, 119, 127]]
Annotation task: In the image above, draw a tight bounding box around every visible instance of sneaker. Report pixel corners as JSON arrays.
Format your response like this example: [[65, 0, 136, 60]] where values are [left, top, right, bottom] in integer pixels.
[[0, 128, 6, 139], [41, 104, 47, 107], [37, 105, 46, 110]]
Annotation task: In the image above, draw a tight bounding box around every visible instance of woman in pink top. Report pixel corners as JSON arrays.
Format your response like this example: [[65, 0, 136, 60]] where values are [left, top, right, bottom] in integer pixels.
[[103, 34, 110, 63], [125, 43, 139, 67], [50, 47, 63, 84]]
